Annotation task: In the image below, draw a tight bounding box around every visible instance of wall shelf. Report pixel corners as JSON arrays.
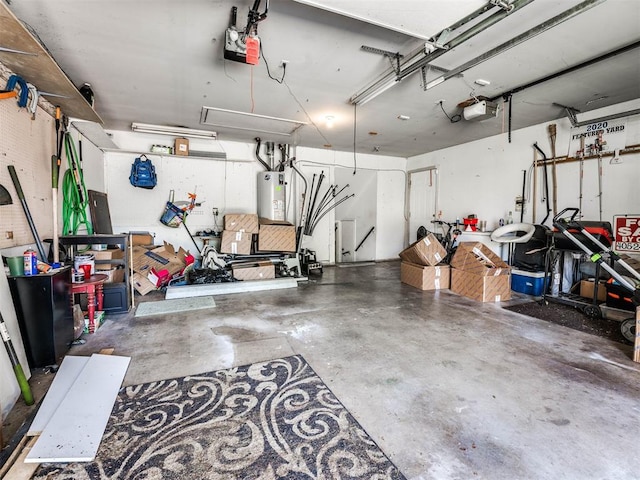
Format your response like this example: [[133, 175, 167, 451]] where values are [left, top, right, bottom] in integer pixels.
[[0, 3, 101, 123]]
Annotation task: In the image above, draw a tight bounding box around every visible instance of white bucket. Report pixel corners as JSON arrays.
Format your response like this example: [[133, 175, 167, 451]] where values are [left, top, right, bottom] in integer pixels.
[[74, 254, 95, 275]]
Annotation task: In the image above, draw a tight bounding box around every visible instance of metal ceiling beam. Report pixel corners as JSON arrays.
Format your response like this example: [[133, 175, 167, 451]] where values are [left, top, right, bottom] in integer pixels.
[[487, 39, 640, 102], [431, 0, 608, 88], [350, 0, 535, 105], [398, 0, 536, 81], [572, 108, 640, 128]]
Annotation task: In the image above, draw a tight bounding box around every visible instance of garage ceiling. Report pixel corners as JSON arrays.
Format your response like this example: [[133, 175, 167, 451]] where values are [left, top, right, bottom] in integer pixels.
[[3, 0, 640, 158]]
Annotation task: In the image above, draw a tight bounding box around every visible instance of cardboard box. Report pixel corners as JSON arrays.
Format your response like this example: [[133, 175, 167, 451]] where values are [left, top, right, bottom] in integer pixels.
[[401, 262, 450, 290], [258, 223, 296, 252], [174, 137, 189, 156], [579, 279, 607, 302], [220, 230, 253, 255], [450, 242, 510, 276], [96, 268, 125, 284], [84, 311, 105, 334], [132, 242, 188, 277], [224, 214, 260, 234], [131, 272, 158, 296], [90, 248, 124, 270], [451, 268, 511, 302], [399, 234, 446, 267], [130, 232, 155, 246], [131, 242, 189, 295], [232, 261, 276, 281]]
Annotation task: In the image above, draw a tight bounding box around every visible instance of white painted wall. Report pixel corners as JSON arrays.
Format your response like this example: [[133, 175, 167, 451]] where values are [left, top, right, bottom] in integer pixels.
[[100, 135, 408, 262], [407, 100, 640, 231], [335, 167, 377, 262], [295, 147, 407, 262]]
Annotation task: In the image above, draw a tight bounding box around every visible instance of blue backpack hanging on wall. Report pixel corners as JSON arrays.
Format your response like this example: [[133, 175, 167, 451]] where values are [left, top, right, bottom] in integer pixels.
[[129, 155, 157, 189]]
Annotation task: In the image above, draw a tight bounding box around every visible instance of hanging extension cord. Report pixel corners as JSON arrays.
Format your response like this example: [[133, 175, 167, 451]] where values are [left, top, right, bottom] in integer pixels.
[[62, 133, 93, 235]]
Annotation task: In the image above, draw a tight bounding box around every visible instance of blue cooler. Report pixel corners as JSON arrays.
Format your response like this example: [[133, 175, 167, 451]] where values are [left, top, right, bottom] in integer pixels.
[[511, 269, 548, 296]]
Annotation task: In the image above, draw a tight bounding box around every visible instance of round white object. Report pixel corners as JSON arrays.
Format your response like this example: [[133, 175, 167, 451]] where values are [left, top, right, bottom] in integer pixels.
[[490, 223, 536, 244]]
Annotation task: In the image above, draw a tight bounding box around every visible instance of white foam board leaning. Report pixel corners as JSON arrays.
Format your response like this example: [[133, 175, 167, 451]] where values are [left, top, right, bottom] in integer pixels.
[[28, 356, 90, 435], [25, 354, 130, 463], [165, 277, 299, 299]]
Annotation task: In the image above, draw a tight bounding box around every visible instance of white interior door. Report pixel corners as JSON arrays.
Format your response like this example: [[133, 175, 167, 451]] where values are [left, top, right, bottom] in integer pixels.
[[408, 168, 438, 243], [336, 219, 357, 263]]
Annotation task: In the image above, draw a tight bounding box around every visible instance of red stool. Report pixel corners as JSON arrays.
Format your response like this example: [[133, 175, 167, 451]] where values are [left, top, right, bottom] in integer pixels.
[[70, 274, 108, 333]]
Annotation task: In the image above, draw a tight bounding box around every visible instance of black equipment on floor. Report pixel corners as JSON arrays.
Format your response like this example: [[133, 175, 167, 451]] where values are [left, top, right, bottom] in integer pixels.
[[512, 224, 549, 272], [542, 208, 639, 342], [300, 249, 322, 276]]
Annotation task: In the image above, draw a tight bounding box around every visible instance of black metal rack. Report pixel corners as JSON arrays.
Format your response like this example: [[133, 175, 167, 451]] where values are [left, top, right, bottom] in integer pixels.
[[59, 234, 131, 313]]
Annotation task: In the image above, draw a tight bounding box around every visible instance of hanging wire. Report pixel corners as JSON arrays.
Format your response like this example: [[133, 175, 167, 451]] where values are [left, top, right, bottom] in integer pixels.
[[439, 101, 461, 123], [260, 43, 286, 84], [250, 65, 255, 113], [282, 78, 332, 145], [353, 103, 357, 174]]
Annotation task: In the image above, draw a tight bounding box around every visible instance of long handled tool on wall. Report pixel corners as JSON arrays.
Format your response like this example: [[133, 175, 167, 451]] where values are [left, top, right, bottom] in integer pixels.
[[532, 148, 538, 222], [532, 143, 552, 225], [7, 165, 47, 262], [595, 130, 604, 221], [0, 311, 34, 406], [51, 107, 64, 263], [578, 136, 585, 218], [548, 123, 558, 215]]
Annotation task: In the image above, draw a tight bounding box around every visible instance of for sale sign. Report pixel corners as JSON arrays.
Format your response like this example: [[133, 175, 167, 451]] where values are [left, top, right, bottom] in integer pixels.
[[613, 215, 640, 252]]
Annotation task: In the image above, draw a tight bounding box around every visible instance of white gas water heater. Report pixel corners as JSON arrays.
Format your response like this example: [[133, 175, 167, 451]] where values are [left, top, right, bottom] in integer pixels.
[[257, 171, 286, 221], [256, 141, 287, 222]]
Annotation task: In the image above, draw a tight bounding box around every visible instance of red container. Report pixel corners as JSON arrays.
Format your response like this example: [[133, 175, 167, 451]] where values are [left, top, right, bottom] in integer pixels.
[[463, 218, 478, 231]]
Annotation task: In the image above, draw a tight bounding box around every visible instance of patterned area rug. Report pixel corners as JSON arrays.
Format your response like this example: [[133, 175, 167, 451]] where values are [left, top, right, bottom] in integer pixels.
[[33, 355, 405, 479]]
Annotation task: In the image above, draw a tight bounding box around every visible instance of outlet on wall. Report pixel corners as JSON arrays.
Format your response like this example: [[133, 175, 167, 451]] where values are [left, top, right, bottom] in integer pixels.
[[212, 208, 219, 217]]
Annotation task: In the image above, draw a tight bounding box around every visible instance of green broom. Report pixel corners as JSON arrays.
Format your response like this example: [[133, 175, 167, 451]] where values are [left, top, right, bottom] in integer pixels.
[[0, 312, 34, 405]]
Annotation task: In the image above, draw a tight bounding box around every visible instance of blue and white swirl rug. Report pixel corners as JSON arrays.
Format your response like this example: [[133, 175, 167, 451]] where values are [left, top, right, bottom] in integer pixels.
[[34, 355, 405, 479]]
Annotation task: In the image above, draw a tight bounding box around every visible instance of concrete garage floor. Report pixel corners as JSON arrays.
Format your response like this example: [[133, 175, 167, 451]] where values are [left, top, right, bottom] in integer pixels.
[[7, 261, 640, 479]]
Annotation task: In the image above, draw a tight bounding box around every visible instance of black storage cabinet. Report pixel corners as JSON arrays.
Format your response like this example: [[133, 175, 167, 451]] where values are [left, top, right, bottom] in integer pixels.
[[8, 267, 73, 367]]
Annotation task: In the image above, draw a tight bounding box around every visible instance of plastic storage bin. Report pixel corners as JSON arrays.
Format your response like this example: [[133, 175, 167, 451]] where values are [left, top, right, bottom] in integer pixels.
[[511, 269, 548, 296]]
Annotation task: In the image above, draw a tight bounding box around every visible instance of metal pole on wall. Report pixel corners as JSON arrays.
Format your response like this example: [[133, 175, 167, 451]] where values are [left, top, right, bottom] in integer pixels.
[[7, 165, 47, 262]]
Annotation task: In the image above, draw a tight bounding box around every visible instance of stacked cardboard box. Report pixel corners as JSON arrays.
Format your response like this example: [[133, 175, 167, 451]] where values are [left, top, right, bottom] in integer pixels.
[[401, 262, 450, 290], [232, 260, 276, 281], [90, 247, 126, 284], [399, 233, 450, 290], [399, 234, 447, 266], [450, 242, 511, 302], [131, 242, 190, 295], [221, 230, 253, 255], [257, 218, 296, 253], [220, 214, 259, 255], [90, 248, 124, 269]]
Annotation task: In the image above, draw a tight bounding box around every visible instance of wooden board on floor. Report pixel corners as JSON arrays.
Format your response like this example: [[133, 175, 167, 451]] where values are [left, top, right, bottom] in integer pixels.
[[25, 354, 130, 463], [27, 356, 90, 436], [1, 436, 38, 480]]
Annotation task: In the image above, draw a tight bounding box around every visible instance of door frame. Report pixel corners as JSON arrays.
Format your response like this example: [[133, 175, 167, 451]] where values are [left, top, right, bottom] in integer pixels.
[[406, 166, 439, 245]]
